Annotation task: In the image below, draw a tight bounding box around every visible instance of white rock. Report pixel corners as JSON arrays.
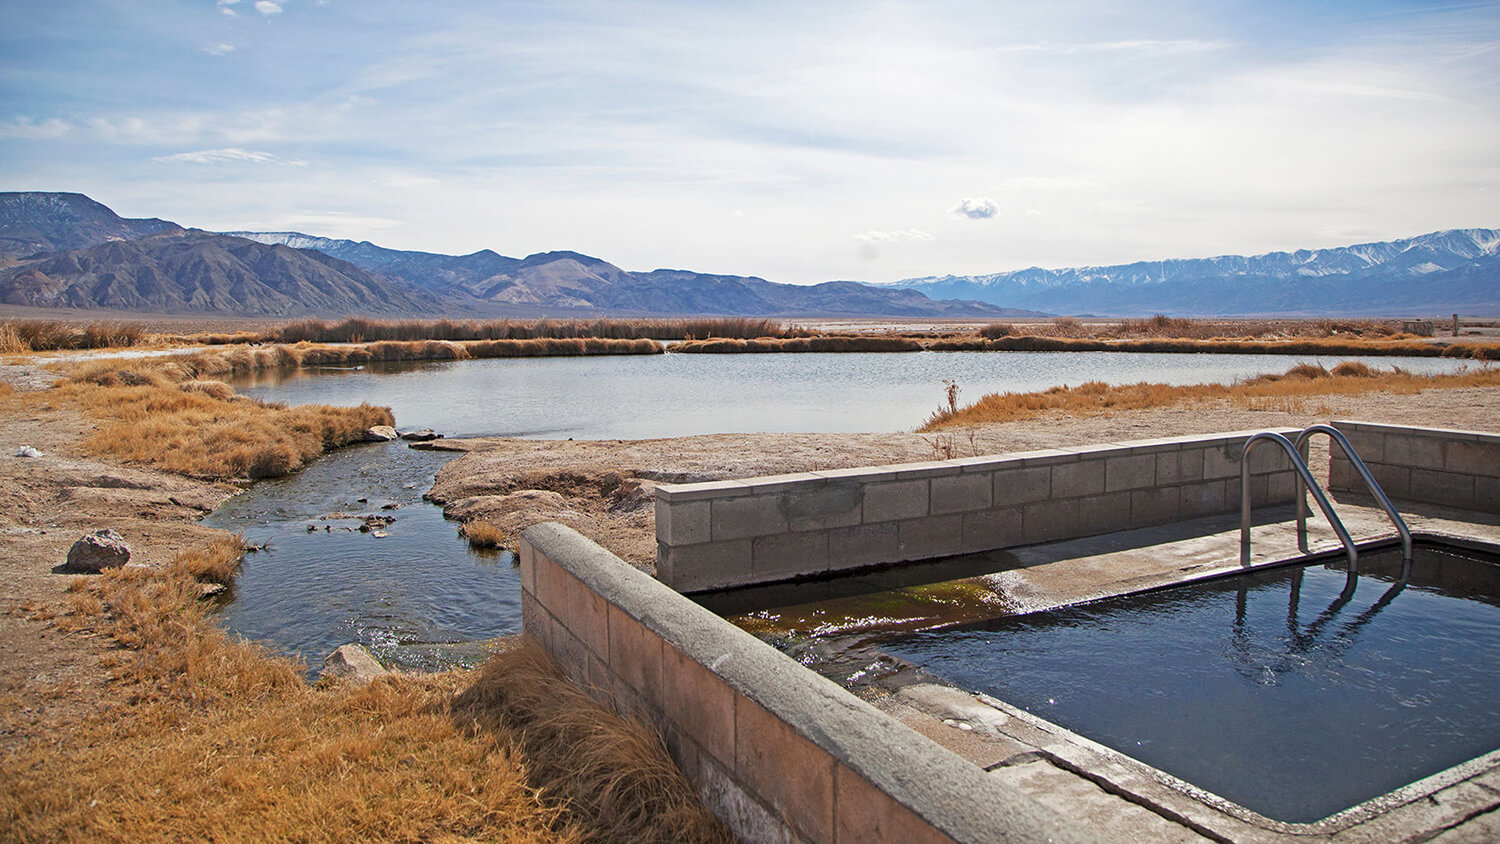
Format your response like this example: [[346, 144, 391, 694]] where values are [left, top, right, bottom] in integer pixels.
[[321, 644, 388, 682]]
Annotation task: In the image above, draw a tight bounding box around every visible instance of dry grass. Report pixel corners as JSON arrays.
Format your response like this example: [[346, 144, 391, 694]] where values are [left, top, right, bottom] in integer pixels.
[[453, 642, 734, 844], [1, 319, 151, 351], [921, 362, 1500, 430], [2, 535, 730, 843], [44, 359, 392, 480], [673, 335, 924, 353], [0, 538, 580, 843], [461, 520, 509, 550]]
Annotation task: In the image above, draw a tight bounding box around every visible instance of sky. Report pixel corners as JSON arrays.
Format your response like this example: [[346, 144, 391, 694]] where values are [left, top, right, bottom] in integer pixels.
[[2, 0, 1498, 284]]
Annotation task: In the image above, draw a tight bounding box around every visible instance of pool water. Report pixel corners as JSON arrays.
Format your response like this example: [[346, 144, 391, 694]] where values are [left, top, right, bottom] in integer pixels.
[[879, 542, 1500, 824]]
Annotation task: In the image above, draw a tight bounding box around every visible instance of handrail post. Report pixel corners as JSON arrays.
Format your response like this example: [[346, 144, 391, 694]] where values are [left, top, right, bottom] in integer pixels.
[[1295, 424, 1413, 563], [1240, 431, 1359, 571]]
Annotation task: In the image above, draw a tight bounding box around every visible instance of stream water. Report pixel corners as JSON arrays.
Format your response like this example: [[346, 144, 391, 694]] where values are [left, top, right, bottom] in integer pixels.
[[207, 350, 1479, 673]]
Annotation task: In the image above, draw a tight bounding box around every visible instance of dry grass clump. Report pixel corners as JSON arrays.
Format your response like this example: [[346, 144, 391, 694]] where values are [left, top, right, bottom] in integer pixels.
[[46, 360, 392, 480], [273, 316, 794, 344], [1, 319, 150, 351], [0, 321, 29, 353], [453, 641, 734, 844], [460, 520, 509, 550], [177, 378, 236, 400], [922, 362, 1500, 430], [2, 539, 579, 843]]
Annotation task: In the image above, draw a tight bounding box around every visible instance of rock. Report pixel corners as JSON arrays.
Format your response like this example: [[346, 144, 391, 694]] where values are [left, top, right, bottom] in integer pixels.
[[358, 515, 395, 532], [362, 425, 399, 442], [197, 582, 227, 599], [14, 445, 42, 457], [399, 428, 442, 441], [321, 644, 387, 681], [64, 529, 131, 572]]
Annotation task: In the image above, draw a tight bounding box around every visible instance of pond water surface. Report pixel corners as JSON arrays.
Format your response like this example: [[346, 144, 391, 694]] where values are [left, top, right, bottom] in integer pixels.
[[210, 350, 1477, 672]]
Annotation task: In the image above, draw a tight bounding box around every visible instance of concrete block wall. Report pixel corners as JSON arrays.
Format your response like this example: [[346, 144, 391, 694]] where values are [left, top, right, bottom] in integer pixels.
[[519, 522, 1099, 844], [1330, 421, 1500, 514], [656, 429, 1303, 592]]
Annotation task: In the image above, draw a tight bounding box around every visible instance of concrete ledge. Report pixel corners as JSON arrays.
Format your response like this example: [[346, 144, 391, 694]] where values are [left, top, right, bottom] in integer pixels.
[[657, 429, 1302, 592], [1331, 421, 1500, 514], [521, 522, 1098, 844]]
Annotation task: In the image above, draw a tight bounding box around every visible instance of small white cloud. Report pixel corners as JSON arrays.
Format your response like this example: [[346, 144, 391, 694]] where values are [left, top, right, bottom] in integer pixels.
[[203, 43, 236, 56], [155, 148, 307, 166], [950, 197, 999, 220], [218, 0, 239, 14], [1026, 208, 1042, 216], [255, 1, 283, 15], [852, 229, 936, 243], [0, 116, 71, 139]]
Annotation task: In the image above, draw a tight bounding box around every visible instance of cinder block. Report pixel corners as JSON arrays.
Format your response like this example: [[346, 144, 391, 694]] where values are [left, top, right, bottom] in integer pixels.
[[1328, 456, 1357, 492], [532, 552, 609, 658], [1051, 459, 1105, 498], [1076, 492, 1133, 534], [990, 465, 1051, 507], [1265, 469, 1297, 504], [784, 483, 863, 532], [657, 540, 753, 592], [735, 698, 836, 844], [1246, 441, 1289, 475], [656, 479, 750, 502], [897, 515, 963, 560], [1023, 499, 1082, 544], [1410, 468, 1476, 509], [1338, 430, 1385, 463], [961, 509, 1024, 553], [1446, 440, 1500, 477], [1104, 453, 1156, 492], [835, 765, 955, 844], [551, 623, 601, 693], [663, 645, 736, 768], [1201, 443, 1243, 480], [828, 523, 899, 568], [1475, 476, 1500, 514], [1155, 449, 1204, 484], [751, 531, 830, 581], [1179, 480, 1230, 518], [1130, 486, 1181, 526], [1369, 464, 1411, 500], [712, 495, 788, 541], [930, 472, 993, 515], [741, 472, 824, 495], [657, 498, 711, 546], [520, 593, 550, 650], [608, 603, 664, 704], [1384, 433, 1446, 470], [863, 479, 929, 523]]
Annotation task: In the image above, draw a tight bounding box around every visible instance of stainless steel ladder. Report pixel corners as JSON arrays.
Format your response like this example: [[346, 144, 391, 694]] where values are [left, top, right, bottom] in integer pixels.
[[1239, 425, 1413, 571]]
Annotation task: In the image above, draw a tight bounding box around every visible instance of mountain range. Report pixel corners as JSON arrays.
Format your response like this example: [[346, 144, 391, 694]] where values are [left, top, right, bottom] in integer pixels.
[[878, 229, 1500, 316], [0, 192, 1030, 319], [2, 191, 1494, 318]]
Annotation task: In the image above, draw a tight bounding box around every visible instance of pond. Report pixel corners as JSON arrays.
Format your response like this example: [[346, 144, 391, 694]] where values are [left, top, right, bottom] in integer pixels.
[[229, 350, 1474, 439], [209, 350, 1476, 672]]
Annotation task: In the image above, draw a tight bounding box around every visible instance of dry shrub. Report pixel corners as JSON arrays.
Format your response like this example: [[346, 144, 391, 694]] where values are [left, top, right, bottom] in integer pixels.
[[922, 362, 1500, 430], [453, 641, 733, 844], [461, 520, 509, 550], [274, 316, 792, 344], [3, 319, 147, 350], [172, 534, 248, 583], [979, 322, 1013, 339], [673, 335, 922, 353]]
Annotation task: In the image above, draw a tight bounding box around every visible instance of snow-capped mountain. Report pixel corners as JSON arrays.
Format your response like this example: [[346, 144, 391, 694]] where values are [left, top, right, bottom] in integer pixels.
[[877, 229, 1500, 316]]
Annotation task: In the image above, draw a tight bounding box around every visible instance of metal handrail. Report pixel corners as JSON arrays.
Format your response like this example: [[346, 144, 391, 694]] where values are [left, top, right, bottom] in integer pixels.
[[1240, 431, 1359, 571], [1294, 423, 1413, 563]]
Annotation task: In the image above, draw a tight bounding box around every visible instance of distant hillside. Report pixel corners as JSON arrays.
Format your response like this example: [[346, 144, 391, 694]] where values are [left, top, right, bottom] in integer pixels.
[[222, 231, 1037, 318], [0, 192, 180, 259], [875, 229, 1500, 316], [0, 229, 441, 316]]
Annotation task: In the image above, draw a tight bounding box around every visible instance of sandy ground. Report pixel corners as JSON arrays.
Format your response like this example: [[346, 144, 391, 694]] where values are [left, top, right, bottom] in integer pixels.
[[2, 351, 1497, 758]]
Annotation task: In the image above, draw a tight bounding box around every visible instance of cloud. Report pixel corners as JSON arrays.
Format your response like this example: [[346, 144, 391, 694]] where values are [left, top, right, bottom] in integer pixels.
[[950, 197, 999, 219], [852, 229, 935, 243], [0, 117, 71, 139], [154, 148, 308, 166], [255, 1, 283, 16], [203, 43, 236, 56], [217, 0, 238, 15]]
